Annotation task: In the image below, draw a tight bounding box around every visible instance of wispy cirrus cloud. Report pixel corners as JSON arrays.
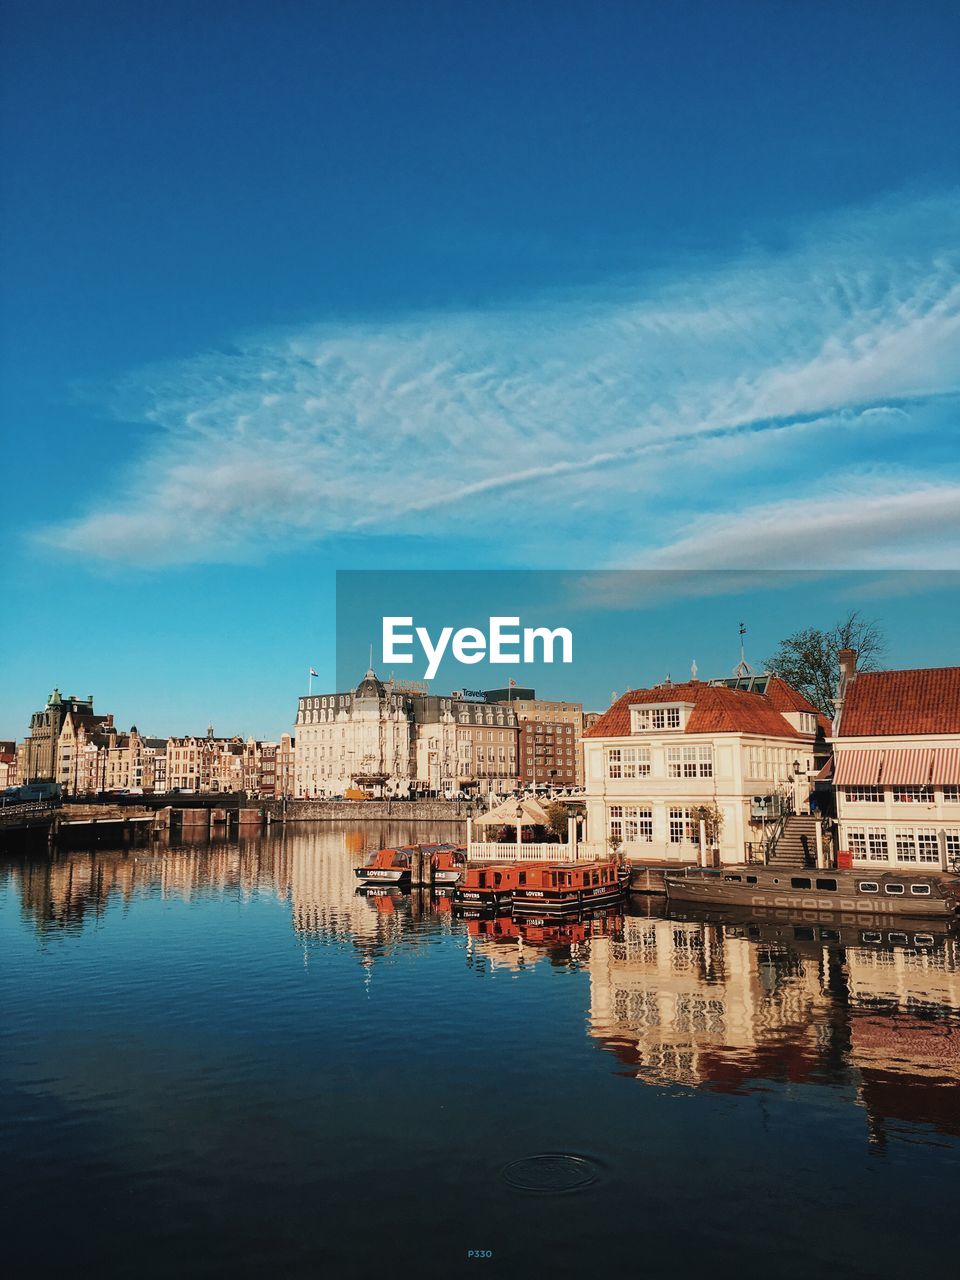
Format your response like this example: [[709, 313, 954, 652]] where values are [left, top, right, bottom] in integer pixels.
[[38, 191, 960, 568]]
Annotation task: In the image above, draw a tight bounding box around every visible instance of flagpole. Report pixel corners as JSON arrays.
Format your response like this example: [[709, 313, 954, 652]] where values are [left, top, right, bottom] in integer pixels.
[[308, 668, 313, 695]]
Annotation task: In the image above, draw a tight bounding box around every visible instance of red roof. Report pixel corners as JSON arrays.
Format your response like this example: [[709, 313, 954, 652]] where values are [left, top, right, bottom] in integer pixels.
[[584, 679, 816, 740], [839, 667, 960, 737]]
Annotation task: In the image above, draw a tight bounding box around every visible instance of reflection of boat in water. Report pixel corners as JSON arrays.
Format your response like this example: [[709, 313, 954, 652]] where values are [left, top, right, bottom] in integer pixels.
[[664, 866, 960, 917], [466, 906, 624, 954], [354, 842, 467, 887], [667, 900, 960, 955]]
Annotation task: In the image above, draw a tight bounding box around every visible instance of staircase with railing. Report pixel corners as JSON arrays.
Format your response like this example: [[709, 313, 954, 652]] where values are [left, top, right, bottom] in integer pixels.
[[765, 814, 820, 869]]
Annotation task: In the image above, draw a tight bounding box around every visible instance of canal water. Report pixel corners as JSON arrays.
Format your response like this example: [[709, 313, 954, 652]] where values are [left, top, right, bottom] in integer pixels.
[[2, 823, 959, 1279]]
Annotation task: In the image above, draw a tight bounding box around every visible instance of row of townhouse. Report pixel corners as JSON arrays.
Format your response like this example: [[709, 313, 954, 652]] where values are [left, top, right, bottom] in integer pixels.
[[55, 722, 297, 797], [16, 690, 298, 797], [581, 653, 960, 871]]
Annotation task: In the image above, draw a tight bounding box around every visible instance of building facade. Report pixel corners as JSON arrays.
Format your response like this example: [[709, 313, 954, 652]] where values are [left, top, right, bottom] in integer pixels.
[[21, 690, 104, 782], [832, 655, 960, 872], [487, 693, 584, 788], [582, 674, 826, 865], [294, 672, 520, 797], [0, 741, 18, 791]]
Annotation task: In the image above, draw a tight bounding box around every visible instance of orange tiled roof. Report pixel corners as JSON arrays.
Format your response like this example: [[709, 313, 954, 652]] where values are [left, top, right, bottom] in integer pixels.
[[839, 667, 960, 736], [584, 679, 813, 740]]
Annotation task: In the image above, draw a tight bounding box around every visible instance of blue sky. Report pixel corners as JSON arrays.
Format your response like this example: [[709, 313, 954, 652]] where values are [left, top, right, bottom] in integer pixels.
[[2, 1, 959, 740]]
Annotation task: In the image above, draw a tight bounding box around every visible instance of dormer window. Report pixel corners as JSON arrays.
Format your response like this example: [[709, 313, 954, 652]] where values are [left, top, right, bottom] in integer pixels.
[[630, 703, 690, 733]]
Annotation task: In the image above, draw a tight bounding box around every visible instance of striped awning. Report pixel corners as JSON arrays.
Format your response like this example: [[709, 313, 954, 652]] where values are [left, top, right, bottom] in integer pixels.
[[835, 746, 960, 787], [881, 748, 933, 785], [834, 750, 883, 786], [929, 747, 960, 784]]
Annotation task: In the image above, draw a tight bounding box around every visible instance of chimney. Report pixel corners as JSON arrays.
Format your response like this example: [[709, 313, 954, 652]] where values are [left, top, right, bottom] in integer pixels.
[[838, 648, 857, 684], [833, 647, 858, 734]]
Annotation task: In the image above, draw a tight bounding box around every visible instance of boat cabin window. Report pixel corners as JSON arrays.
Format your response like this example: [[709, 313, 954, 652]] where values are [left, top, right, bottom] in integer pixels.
[[593, 871, 600, 885], [815, 878, 837, 891], [910, 884, 931, 895], [478, 872, 486, 888], [858, 882, 879, 893], [519, 872, 526, 886], [821, 928, 840, 941], [862, 932, 883, 943], [794, 927, 814, 941], [746, 875, 758, 885], [494, 872, 502, 886], [723, 874, 742, 882], [884, 883, 905, 895], [889, 932, 908, 945], [551, 873, 558, 887], [791, 877, 811, 890], [914, 933, 934, 946]]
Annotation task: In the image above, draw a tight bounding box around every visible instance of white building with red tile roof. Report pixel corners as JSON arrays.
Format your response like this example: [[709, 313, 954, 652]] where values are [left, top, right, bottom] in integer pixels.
[[581, 674, 825, 865], [832, 653, 960, 872]]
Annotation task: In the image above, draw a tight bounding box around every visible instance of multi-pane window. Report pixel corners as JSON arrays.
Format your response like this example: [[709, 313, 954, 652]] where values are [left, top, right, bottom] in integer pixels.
[[612, 805, 653, 842], [895, 830, 917, 862], [946, 832, 960, 864], [867, 829, 889, 861], [843, 786, 884, 803], [667, 746, 713, 779], [943, 786, 960, 803], [891, 786, 931, 803], [917, 831, 940, 863], [847, 829, 867, 860], [607, 746, 652, 778], [633, 705, 682, 732], [668, 807, 698, 845]]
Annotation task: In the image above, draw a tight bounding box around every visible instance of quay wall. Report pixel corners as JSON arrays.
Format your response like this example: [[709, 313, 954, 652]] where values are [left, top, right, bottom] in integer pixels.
[[267, 799, 478, 823]]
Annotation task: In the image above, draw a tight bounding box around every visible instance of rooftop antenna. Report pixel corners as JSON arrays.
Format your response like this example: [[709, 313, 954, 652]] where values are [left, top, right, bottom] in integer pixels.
[[733, 622, 752, 678], [368, 642, 374, 674]]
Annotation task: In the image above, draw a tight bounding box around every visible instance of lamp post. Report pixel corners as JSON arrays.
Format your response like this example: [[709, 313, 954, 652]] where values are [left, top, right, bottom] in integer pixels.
[[516, 802, 524, 855]]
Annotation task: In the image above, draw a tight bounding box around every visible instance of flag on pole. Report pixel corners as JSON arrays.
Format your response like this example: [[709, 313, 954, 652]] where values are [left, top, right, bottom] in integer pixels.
[[509, 678, 517, 687], [309, 668, 319, 677]]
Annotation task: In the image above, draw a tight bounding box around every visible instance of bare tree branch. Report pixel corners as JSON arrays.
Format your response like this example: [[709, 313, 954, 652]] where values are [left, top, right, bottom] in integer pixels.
[[764, 611, 886, 716]]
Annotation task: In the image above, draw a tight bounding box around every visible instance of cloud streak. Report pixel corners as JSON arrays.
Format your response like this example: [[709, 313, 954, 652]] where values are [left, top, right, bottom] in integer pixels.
[[38, 192, 960, 569]]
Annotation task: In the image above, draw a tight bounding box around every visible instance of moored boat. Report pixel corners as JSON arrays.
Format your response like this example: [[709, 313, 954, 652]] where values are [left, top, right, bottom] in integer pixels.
[[512, 857, 629, 915], [354, 845, 416, 885], [424, 843, 467, 886], [452, 862, 530, 912], [664, 865, 960, 917]]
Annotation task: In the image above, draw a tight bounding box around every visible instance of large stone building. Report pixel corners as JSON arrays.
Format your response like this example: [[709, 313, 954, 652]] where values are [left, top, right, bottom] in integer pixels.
[[294, 671, 519, 797], [832, 654, 960, 872], [20, 690, 108, 783], [582, 673, 827, 864]]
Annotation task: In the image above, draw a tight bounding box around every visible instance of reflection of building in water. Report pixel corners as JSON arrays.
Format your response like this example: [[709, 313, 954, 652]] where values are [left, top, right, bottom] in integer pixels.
[[284, 823, 462, 966], [845, 933, 960, 1013], [9, 837, 293, 938], [844, 936, 960, 1138], [588, 916, 838, 1088], [588, 910, 960, 1140]]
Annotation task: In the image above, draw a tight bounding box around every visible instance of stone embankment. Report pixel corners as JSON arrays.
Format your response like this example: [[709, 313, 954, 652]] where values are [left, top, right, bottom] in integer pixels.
[[265, 799, 480, 823]]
